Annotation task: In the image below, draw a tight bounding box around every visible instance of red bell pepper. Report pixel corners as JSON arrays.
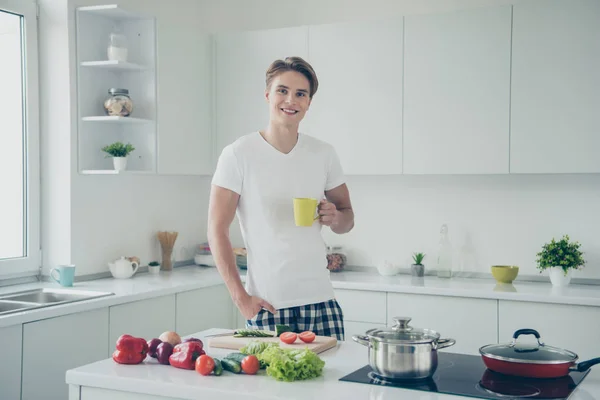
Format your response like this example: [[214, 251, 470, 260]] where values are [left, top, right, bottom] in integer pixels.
[[112, 334, 148, 365], [168, 341, 205, 370]]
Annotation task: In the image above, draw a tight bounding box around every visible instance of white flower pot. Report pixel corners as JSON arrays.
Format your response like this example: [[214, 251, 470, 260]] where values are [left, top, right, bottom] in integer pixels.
[[548, 267, 572, 287], [113, 157, 127, 171]]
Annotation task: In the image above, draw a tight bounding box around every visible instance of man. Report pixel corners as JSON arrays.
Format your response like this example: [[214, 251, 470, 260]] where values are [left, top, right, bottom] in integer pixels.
[[207, 56, 354, 340]]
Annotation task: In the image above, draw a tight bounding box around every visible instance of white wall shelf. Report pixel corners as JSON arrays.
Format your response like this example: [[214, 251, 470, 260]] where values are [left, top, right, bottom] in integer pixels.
[[80, 169, 155, 175], [77, 5, 149, 20], [80, 60, 148, 71], [82, 116, 153, 123], [75, 3, 157, 174]]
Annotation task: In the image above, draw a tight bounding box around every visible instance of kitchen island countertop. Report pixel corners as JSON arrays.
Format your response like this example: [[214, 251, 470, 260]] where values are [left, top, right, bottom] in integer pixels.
[[66, 328, 600, 400]]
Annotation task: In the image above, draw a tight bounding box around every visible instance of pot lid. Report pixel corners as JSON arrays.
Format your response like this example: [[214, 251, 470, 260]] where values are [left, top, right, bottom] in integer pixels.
[[480, 329, 578, 364], [366, 317, 441, 344]]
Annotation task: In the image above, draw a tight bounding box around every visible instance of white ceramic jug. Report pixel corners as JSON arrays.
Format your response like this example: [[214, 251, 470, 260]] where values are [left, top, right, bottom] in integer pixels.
[[109, 256, 139, 279]]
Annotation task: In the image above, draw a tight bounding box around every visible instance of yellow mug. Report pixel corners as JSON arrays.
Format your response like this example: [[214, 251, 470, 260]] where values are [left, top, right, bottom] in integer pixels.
[[293, 198, 320, 227]]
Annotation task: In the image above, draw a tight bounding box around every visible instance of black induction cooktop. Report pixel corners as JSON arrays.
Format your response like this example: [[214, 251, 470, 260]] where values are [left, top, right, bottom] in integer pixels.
[[339, 352, 590, 399]]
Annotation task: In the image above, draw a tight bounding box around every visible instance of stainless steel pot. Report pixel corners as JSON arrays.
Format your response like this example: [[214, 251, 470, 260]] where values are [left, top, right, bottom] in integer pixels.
[[352, 316, 456, 380]]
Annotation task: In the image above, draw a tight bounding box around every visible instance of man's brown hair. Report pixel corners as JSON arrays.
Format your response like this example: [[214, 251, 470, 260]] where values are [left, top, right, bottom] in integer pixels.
[[265, 56, 319, 98]]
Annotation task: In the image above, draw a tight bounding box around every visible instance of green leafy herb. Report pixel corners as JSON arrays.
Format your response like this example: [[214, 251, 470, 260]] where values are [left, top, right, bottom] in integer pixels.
[[101, 141, 135, 157], [412, 252, 425, 265], [536, 234, 585, 275]]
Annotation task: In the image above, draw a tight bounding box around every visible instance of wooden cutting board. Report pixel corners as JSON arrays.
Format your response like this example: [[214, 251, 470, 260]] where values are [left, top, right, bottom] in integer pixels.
[[207, 331, 338, 354]]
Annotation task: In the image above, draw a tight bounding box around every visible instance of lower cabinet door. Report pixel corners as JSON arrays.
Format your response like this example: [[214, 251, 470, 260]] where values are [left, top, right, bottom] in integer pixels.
[[387, 293, 498, 355], [499, 300, 600, 361], [22, 308, 109, 400], [109, 294, 176, 351], [0, 324, 22, 400], [175, 285, 234, 336]]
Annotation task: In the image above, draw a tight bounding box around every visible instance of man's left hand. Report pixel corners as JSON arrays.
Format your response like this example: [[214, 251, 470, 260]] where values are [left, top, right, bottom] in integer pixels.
[[318, 199, 338, 226]]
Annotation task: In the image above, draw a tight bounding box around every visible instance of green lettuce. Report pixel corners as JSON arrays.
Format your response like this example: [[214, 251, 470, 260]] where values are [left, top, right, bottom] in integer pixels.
[[254, 344, 326, 382], [240, 341, 277, 355]]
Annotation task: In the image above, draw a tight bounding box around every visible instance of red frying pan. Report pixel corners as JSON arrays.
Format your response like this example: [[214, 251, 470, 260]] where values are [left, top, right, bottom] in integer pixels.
[[479, 329, 600, 379]]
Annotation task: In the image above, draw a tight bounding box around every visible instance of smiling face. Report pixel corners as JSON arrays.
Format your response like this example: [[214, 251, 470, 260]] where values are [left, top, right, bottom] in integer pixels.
[[265, 70, 312, 128]]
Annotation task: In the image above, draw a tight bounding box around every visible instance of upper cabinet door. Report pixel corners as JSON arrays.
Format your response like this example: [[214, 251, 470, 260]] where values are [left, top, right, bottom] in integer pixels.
[[403, 6, 512, 174], [157, 32, 213, 175], [306, 18, 404, 175], [214, 27, 309, 158], [510, 0, 600, 174]]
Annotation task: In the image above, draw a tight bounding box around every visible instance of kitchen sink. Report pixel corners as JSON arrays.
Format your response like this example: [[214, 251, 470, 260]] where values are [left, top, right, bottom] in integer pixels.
[[0, 288, 114, 316], [0, 300, 39, 314]]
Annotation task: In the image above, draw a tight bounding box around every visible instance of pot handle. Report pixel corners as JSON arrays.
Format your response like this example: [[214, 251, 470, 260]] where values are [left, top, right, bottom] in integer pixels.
[[572, 357, 600, 373], [436, 338, 456, 350], [511, 328, 545, 351], [352, 335, 370, 347]]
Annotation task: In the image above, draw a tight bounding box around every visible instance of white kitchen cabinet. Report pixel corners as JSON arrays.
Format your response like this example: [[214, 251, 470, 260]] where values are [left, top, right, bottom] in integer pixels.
[[510, 0, 600, 173], [175, 285, 234, 336], [109, 294, 175, 351], [0, 324, 22, 400], [305, 18, 403, 175], [403, 6, 511, 174], [22, 308, 109, 400], [156, 31, 213, 175], [334, 289, 387, 324], [214, 26, 309, 158], [499, 300, 600, 361], [387, 293, 497, 355], [75, 5, 158, 175]]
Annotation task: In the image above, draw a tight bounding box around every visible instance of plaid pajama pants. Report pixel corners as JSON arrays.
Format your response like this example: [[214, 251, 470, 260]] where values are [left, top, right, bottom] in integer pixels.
[[246, 298, 345, 341]]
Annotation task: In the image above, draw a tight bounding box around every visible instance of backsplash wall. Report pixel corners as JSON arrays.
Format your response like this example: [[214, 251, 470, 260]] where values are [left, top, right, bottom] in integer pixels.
[[227, 174, 600, 280]]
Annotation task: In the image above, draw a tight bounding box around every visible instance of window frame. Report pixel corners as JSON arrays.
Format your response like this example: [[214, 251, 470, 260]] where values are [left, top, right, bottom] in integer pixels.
[[0, 0, 40, 278]]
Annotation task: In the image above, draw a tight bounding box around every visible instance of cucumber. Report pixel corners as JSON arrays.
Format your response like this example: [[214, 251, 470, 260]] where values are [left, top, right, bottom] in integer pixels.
[[221, 358, 241, 374], [233, 329, 273, 338], [213, 358, 223, 376], [224, 352, 247, 363], [276, 324, 293, 337]]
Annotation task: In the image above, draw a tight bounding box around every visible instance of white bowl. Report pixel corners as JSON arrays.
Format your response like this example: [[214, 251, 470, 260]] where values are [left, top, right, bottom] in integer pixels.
[[377, 261, 400, 276], [194, 254, 216, 267]]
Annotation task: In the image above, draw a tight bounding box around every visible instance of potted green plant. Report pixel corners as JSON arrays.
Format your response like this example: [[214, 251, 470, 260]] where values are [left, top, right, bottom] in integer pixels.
[[148, 261, 160, 274], [411, 252, 426, 277], [101, 141, 135, 171], [536, 235, 585, 287]]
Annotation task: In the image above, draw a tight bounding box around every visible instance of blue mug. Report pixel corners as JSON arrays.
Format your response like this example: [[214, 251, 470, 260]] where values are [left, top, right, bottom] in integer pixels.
[[50, 265, 76, 287]]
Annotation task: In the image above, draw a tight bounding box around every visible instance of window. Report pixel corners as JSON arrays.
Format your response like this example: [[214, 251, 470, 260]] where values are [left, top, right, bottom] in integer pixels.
[[0, 0, 40, 277]]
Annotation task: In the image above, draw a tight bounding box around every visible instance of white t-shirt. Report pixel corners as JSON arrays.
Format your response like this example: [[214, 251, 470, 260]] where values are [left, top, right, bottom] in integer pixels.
[[211, 131, 346, 310]]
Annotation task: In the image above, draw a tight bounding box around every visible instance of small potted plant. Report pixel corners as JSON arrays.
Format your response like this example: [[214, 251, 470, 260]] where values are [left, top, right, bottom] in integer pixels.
[[148, 261, 160, 275], [411, 252, 426, 277], [536, 234, 585, 287], [101, 141, 135, 171]]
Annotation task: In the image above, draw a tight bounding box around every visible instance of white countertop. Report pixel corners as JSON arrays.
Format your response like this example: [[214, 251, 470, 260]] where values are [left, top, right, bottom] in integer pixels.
[[65, 328, 600, 400], [2, 265, 600, 328], [330, 271, 600, 306]]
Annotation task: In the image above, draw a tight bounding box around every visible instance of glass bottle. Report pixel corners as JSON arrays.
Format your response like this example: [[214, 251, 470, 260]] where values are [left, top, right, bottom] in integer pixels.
[[436, 224, 453, 278], [103, 88, 133, 117], [326, 246, 347, 272], [107, 24, 128, 62]]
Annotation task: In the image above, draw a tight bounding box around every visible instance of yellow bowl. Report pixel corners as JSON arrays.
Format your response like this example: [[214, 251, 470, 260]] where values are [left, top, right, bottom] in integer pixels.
[[491, 265, 519, 283]]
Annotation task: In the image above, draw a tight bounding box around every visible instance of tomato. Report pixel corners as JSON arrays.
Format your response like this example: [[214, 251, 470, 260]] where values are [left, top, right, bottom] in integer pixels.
[[195, 354, 215, 376], [299, 331, 316, 343], [241, 355, 260, 375], [280, 332, 298, 344]]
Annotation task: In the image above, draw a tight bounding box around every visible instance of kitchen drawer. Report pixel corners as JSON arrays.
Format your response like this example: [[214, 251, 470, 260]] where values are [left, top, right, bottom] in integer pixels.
[[334, 289, 387, 324]]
